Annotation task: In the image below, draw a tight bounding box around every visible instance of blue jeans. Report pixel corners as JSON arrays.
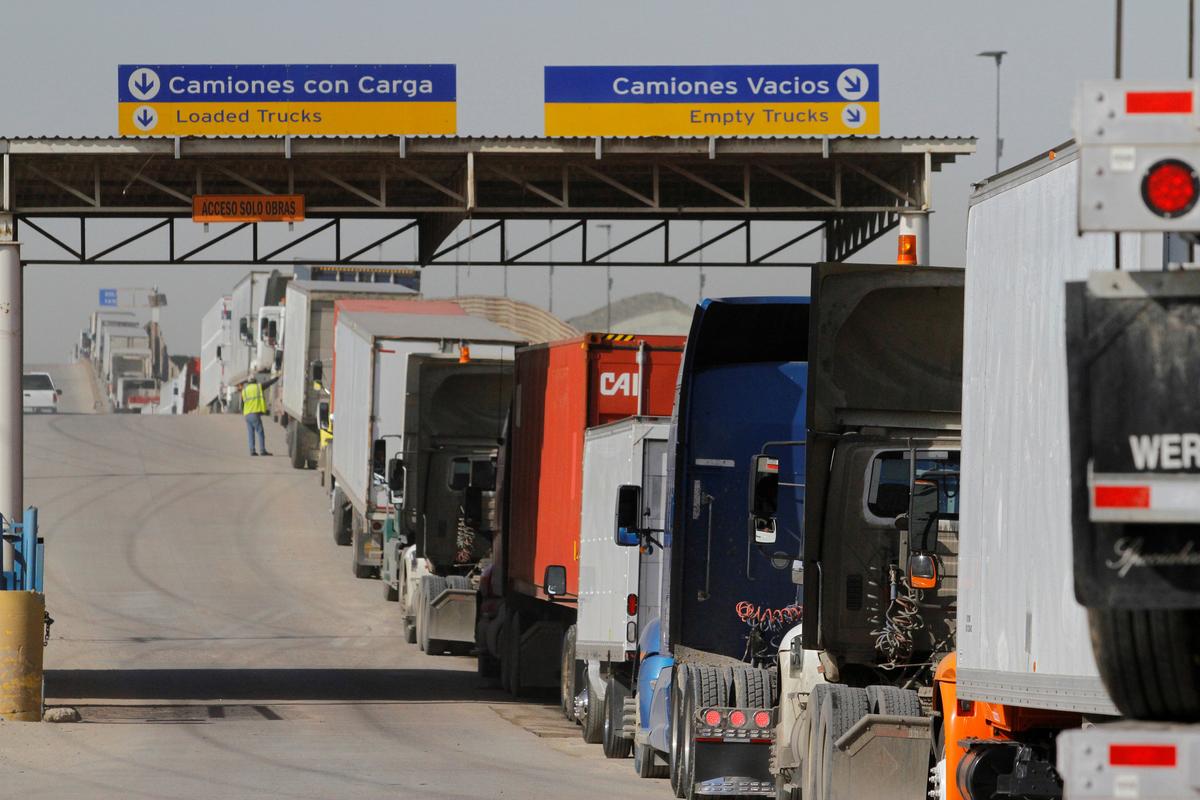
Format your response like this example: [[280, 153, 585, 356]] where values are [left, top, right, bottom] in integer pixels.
[[245, 413, 265, 454]]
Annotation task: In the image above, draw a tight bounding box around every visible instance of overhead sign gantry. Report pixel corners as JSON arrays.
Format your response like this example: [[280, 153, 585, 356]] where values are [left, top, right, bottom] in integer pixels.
[[0, 134, 971, 269]]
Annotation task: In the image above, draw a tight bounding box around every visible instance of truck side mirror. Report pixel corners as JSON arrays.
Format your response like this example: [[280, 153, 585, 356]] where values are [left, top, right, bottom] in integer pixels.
[[544, 564, 567, 597], [317, 400, 331, 431], [907, 551, 939, 590], [387, 457, 405, 493], [310, 360, 324, 384], [215, 345, 223, 360], [614, 484, 643, 547], [749, 454, 779, 545]]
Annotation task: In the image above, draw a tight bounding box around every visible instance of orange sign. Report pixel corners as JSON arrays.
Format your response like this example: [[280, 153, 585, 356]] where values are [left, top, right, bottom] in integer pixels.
[[192, 194, 305, 223]]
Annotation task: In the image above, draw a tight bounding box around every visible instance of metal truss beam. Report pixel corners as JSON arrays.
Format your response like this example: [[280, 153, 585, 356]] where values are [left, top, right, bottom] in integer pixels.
[[12, 215, 871, 268]]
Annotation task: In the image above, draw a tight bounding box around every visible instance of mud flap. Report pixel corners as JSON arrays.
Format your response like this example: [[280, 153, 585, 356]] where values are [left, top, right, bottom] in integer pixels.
[[828, 714, 930, 800]]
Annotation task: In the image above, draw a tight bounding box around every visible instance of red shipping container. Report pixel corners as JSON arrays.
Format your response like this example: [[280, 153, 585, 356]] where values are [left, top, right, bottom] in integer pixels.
[[504, 333, 685, 601]]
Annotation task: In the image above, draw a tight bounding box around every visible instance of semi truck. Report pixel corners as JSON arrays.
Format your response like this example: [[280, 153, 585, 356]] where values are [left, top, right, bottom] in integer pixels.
[[763, 265, 964, 800], [565, 416, 670, 755], [279, 280, 415, 470], [225, 270, 288, 406], [199, 296, 231, 412], [475, 334, 685, 696], [614, 297, 811, 796], [328, 299, 524, 578], [384, 354, 514, 656]]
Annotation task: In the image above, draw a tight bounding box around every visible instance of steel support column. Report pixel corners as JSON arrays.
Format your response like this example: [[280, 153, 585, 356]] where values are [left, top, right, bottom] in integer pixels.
[[0, 232, 20, 573]]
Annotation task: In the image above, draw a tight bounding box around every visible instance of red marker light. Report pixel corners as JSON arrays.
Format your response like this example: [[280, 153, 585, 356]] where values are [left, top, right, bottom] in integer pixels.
[[626, 593, 638, 616], [703, 709, 723, 727], [753, 710, 772, 728], [1142, 159, 1199, 218], [1110, 744, 1177, 767], [728, 710, 747, 727]]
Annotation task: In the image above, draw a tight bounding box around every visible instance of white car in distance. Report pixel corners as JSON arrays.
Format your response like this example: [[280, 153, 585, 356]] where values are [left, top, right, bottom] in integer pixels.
[[23, 372, 60, 413]]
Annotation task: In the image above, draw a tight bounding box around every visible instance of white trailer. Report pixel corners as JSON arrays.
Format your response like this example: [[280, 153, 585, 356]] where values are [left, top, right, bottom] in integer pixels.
[[570, 416, 669, 755], [950, 142, 1170, 799], [329, 302, 524, 578], [279, 281, 414, 470], [93, 318, 140, 377], [225, 271, 272, 390], [199, 296, 230, 411]]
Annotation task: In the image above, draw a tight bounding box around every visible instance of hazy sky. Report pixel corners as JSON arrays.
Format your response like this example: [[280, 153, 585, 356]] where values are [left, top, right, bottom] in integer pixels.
[[4, 1, 1194, 360]]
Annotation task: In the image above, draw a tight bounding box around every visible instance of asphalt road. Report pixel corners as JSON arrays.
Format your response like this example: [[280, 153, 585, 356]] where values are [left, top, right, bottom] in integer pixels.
[[0, 406, 668, 800]]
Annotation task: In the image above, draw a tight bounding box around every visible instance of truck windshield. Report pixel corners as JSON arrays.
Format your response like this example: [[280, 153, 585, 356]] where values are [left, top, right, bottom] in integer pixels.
[[113, 356, 146, 375], [867, 450, 961, 520]]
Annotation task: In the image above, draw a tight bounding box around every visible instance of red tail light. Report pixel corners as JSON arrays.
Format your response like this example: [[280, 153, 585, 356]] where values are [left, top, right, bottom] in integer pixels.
[[703, 709, 722, 727], [371, 521, 383, 532], [1142, 159, 1199, 217], [626, 593, 638, 616], [753, 710, 772, 728], [728, 710, 747, 728], [1110, 744, 1177, 767]]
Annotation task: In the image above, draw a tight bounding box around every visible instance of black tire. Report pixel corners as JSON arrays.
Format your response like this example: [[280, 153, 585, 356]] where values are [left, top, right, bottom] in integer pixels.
[[351, 518, 374, 579], [866, 685, 921, 717], [582, 676, 605, 744], [503, 611, 523, 696], [681, 665, 730, 800], [733, 666, 771, 708], [331, 489, 351, 546], [289, 420, 306, 470], [400, 565, 417, 644], [1089, 607, 1200, 721], [561, 625, 578, 722], [478, 649, 501, 679], [802, 685, 832, 800], [635, 741, 669, 779], [812, 686, 868, 800], [420, 575, 449, 655], [670, 668, 687, 798], [603, 675, 633, 758]]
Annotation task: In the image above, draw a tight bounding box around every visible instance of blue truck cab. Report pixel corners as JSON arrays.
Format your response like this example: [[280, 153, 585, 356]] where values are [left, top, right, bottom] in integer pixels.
[[623, 297, 809, 795]]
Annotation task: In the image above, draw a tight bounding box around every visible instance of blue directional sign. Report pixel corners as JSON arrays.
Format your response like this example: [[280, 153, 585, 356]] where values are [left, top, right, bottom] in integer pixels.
[[99, 289, 118, 307], [117, 64, 457, 136], [545, 64, 880, 136]]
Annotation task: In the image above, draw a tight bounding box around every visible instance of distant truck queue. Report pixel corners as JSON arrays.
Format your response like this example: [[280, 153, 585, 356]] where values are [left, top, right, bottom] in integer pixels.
[[162, 79, 1200, 797]]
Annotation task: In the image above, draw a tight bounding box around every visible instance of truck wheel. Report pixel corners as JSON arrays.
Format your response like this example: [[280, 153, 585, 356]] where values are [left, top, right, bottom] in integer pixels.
[[582, 677, 605, 744], [331, 489, 351, 546], [801, 685, 831, 800], [560, 625, 578, 722], [636, 742, 669, 779], [812, 686, 868, 800], [478, 650, 501, 679], [414, 587, 427, 652], [680, 665, 730, 800], [866, 685, 921, 717], [420, 575, 449, 655], [383, 574, 399, 602], [669, 668, 686, 797], [288, 420, 304, 470], [351, 518, 374, 579], [733, 666, 770, 708], [603, 675, 633, 758], [1089, 607, 1200, 720], [503, 611, 524, 696]]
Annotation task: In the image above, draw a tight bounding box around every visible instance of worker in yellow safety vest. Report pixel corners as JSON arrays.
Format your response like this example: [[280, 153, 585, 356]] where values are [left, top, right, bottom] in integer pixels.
[[240, 375, 278, 456]]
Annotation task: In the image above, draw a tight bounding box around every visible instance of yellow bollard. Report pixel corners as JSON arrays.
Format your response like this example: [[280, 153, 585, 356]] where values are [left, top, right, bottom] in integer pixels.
[[0, 591, 44, 721]]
